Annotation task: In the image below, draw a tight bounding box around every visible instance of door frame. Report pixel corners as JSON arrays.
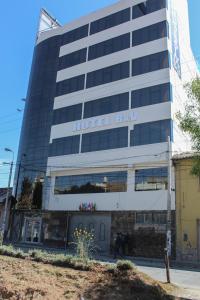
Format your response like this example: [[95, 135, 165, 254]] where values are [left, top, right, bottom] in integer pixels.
[[23, 217, 42, 244]]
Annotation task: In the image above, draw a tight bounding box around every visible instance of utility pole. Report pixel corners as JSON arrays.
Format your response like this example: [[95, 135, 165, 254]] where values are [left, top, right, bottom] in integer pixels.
[[0, 161, 13, 242], [165, 135, 172, 283]]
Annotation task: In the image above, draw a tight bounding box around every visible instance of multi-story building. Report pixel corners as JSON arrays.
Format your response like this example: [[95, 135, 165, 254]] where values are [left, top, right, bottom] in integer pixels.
[[13, 0, 197, 256]]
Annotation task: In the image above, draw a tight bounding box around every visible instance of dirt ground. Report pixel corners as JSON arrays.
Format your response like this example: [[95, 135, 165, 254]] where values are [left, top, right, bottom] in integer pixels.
[[0, 255, 178, 300]]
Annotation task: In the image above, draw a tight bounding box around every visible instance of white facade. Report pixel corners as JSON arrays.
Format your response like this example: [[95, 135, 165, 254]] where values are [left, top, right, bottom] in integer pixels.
[[39, 0, 198, 212]]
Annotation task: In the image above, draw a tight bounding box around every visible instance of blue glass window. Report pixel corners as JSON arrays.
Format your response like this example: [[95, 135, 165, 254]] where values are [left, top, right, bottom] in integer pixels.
[[132, 0, 167, 19], [49, 135, 80, 157], [90, 8, 130, 35], [131, 83, 171, 108], [132, 21, 168, 47], [86, 61, 130, 89], [81, 127, 128, 153], [62, 24, 89, 45], [58, 48, 87, 70], [52, 103, 82, 125], [56, 74, 85, 96], [135, 167, 168, 191], [132, 51, 169, 76], [88, 33, 130, 60], [84, 92, 129, 118], [130, 119, 172, 146]]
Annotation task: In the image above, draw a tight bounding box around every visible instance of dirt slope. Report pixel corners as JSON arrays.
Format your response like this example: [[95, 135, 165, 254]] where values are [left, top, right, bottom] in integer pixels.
[[0, 255, 174, 300]]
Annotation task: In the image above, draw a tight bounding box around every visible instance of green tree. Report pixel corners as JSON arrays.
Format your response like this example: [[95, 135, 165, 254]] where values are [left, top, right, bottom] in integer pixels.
[[17, 177, 32, 209], [32, 180, 43, 209], [177, 77, 200, 176]]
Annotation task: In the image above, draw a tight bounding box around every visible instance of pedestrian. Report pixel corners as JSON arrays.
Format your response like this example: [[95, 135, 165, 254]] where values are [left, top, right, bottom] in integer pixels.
[[113, 232, 122, 259]]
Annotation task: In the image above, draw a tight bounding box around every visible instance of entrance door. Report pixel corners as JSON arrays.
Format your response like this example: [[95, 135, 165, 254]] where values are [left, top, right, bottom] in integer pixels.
[[69, 214, 111, 253], [24, 218, 41, 243]]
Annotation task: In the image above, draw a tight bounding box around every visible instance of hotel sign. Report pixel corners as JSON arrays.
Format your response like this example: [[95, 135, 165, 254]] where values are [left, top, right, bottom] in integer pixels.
[[73, 110, 138, 132]]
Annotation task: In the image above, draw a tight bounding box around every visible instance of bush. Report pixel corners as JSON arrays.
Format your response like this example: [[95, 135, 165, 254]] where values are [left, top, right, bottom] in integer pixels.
[[116, 260, 135, 271], [106, 263, 116, 274], [0, 245, 92, 271], [73, 228, 95, 262]]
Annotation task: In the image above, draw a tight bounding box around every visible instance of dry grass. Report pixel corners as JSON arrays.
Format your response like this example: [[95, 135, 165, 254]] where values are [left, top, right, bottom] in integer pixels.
[[0, 255, 177, 300]]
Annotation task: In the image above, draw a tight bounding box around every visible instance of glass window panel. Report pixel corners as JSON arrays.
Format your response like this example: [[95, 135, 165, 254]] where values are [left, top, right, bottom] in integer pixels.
[[132, 51, 169, 77], [88, 33, 130, 61], [90, 8, 130, 35], [56, 74, 85, 96], [62, 24, 89, 45], [54, 171, 127, 194], [86, 61, 129, 89], [49, 135, 80, 157], [81, 127, 128, 153], [52, 103, 82, 125], [132, 21, 168, 47], [135, 167, 168, 191], [58, 48, 87, 70], [132, 0, 167, 20], [130, 119, 172, 146], [131, 83, 171, 108]]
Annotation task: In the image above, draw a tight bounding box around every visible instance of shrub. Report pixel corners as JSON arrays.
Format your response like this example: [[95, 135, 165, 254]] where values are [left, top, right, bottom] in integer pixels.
[[106, 263, 116, 274], [73, 228, 95, 262], [0, 245, 92, 271], [116, 260, 135, 271]]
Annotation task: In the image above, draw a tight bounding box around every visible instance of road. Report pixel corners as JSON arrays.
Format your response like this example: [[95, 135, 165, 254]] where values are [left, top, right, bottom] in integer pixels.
[[134, 260, 200, 290]]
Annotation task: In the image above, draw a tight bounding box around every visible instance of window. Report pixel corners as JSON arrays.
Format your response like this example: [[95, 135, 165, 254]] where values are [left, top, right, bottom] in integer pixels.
[[84, 92, 129, 119], [90, 8, 130, 35], [135, 167, 168, 191], [136, 212, 167, 224], [132, 21, 168, 47], [88, 33, 130, 61], [136, 213, 153, 224], [49, 135, 80, 157], [62, 24, 89, 45], [132, 0, 167, 19], [81, 127, 128, 153], [131, 83, 171, 108], [58, 48, 87, 70], [130, 119, 172, 146], [56, 74, 85, 97], [132, 51, 169, 76], [54, 171, 127, 194], [52, 103, 82, 125], [86, 61, 130, 89]]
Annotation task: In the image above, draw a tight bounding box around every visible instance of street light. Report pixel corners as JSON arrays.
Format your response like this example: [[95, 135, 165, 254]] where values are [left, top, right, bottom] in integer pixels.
[[0, 148, 14, 243]]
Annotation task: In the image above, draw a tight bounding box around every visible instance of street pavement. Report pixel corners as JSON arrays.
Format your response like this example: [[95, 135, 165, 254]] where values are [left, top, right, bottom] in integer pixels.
[[133, 260, 200, 290]]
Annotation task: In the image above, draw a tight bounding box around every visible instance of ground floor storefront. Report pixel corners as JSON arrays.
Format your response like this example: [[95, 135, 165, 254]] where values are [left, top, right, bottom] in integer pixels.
[[10, 210, 176, 258]]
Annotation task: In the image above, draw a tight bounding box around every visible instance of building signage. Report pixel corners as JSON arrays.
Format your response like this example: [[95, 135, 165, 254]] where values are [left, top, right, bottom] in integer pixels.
[[73, 110, 138, 132]]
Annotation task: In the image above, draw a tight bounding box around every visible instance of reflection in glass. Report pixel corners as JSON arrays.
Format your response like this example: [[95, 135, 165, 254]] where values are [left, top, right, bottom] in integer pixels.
[[55, 171, 127, 194]]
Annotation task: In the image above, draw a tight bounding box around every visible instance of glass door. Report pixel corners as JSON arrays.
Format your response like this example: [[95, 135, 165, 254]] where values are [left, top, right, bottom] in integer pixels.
[[24, 218, 41, 243]]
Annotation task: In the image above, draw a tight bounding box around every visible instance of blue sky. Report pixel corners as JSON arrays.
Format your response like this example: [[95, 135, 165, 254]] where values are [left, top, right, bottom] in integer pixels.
[[0, 0, 199, 187]]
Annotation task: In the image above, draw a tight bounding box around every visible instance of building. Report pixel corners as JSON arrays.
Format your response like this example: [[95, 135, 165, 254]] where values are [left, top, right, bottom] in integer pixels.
[[173, 153, 200, 262], [13, 0, 198, 256], [0, 188, 12, 233]]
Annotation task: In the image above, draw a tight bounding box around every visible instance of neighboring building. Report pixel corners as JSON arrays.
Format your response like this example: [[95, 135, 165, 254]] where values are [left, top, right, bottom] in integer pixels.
[[0, 188, 12, 231], [13, 0, 198, 256], [173, 153, 200, 262]]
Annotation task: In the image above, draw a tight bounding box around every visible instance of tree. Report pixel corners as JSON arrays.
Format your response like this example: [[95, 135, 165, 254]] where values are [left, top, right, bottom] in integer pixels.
[[17, 177, 32, 209], [32, 180, 43, 209], [177, 77, 200, 176]]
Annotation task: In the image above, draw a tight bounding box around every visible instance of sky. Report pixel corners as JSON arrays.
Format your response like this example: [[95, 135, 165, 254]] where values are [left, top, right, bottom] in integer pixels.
[[0, 0, 200, 188]]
